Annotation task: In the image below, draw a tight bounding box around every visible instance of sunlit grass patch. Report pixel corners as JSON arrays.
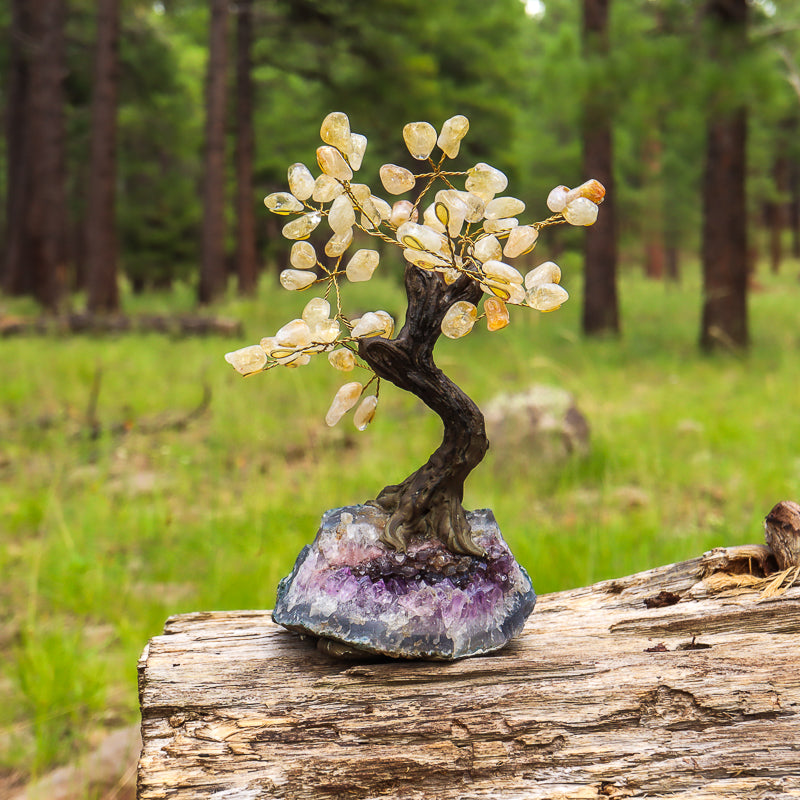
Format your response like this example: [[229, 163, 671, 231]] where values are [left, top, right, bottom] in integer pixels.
[[1, 261, 800, 776]]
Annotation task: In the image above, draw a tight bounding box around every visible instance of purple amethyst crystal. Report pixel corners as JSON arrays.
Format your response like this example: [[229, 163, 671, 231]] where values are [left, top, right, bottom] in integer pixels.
[[272, 505, 536, 660]]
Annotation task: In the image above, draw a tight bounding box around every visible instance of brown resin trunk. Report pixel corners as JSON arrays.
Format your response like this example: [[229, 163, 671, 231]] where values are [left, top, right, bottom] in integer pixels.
[[358, 265, 488, 557]]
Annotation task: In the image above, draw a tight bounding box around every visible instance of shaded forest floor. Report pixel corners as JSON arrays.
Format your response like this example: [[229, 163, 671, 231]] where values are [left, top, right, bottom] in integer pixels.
[[2, 260, 800, 786]]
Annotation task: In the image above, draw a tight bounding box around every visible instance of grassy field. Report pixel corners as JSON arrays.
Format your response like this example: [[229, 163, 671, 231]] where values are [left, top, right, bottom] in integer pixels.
[[1, 259, 800, 780]]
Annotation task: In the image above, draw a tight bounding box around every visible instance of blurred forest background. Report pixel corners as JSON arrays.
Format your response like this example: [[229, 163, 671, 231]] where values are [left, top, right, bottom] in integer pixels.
[[2, 0, 800, 796], [3, 0, 800, 339]]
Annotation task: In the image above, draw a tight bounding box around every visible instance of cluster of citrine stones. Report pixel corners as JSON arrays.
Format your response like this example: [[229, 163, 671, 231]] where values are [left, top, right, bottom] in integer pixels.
[[225, 111, 604, 429]]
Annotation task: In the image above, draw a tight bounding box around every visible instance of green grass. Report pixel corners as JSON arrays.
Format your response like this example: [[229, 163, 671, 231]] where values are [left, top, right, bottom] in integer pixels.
[[2, 259, 800, 778]]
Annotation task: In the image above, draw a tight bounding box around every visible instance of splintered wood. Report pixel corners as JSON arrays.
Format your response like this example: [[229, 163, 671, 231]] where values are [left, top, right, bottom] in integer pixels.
[[138, 555, 800, 799]]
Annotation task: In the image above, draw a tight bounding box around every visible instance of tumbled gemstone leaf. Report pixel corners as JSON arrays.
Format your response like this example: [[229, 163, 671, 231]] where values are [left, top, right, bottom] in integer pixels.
[[287, 163, 315, 201], [483, 260, 523, 285], [380, 164, 416, 194], [320, 112, 352, 155], [370, 196, 392, 221], [563, 197, 599, 226], [389, 200, 418, 227], [484, 196, 525, 220], [311, 318, 340, 344], [403, 121, 437, 160], [349, 183, 371, 202], [325, 382, 363, 427], [438, 188, 484, 223], [481, 280, 525, 305], [434, 198, 465, 236], [224, 345, 267, 376], [465, 163, 508, 199], [474, 235, 502, 263], [264, 192, 303, 215], [402, 248, 451, 269], [527, 283, 569, 312], [351, 311, 392, 338], [441, 300, 477, 339], [345, 249, 380, 282], [328, 194, 356, 234], [422, 203, 446, 234], [353, 395, 378, 431], [275, 318, 312, 349], [349, 133, 367, 170], [546, 185, 570, 213], [328, 348, 356, 371], [312, 174, 344, 203], [324, 228, 353, 257], [374, 310, 395, 338], [566, 179, 606, 205], [282, 212, 321, 240], [437, 115, 470, 158], [290, 241, 317, 269], [302, 297, 331, 327], [484, 297, 510, 332], [483, 217, 518, 234], [396, 221, 445, 252], [504, 225, 539, 258], [524, 261, 561, 290], [317, 145, 353, 181], [283, 353, 311, 369], [279, 269, 316, 291]]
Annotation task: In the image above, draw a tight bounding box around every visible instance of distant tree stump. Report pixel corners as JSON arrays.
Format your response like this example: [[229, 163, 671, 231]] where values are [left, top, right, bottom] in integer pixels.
[[138, 549, 800, 799]]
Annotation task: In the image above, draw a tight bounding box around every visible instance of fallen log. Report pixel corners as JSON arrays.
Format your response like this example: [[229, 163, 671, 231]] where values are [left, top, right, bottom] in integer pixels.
[[0, 313, 242, 337], [137, 524, 800, 800]]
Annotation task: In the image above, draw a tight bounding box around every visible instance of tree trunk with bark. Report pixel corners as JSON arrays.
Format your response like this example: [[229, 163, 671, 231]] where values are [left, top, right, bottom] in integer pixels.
[[198, 0, 229, 305], [699, 0, 749, 352], [3, 0, 69, 311], [581, 0, 619, 336], [234, 0, 258, 296], [358, 266, 488, 557], [137, 532, 800, 799], [85, 0, 121, 313]]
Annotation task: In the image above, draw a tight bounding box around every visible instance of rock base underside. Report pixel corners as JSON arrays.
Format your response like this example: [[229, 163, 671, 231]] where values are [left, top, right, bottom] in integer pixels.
[[272, 504, 536, 660]]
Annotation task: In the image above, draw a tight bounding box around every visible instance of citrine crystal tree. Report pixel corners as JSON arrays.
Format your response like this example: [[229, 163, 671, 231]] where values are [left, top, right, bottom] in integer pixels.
[[225, 112, 604, 660]]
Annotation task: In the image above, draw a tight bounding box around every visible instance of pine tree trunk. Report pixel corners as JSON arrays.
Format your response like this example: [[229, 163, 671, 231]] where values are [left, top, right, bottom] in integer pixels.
[[198, 0, 229, 305], [86, 0, 121, 313], [581, 0, 619, 336], [642, 135, 665, 280], [4, 0, 68, 311], [700, 0, 749, 352], [235, 0, 258, 296]]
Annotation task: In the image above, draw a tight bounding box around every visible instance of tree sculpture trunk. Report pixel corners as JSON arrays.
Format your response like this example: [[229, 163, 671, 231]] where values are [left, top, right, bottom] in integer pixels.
[[358, 266, 488, 557]]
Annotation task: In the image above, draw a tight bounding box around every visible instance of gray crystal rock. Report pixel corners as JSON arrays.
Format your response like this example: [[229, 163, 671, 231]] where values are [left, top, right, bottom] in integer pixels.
[[273, 504, 536, 660]]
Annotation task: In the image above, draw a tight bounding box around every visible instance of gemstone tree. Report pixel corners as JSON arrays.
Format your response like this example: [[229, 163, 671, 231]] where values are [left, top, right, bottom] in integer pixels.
[[225, 112, 604, 659]]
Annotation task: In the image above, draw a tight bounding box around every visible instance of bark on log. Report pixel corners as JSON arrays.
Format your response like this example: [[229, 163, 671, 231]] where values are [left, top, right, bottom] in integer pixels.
[[138, 550, 800, 799]]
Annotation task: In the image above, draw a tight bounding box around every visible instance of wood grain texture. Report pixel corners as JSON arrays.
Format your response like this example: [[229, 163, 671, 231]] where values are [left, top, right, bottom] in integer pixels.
[[138, 551, 800, 799]]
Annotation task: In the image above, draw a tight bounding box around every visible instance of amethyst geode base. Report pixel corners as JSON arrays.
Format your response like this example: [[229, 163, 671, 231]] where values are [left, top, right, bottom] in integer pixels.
[[272, 505, 536, 660]]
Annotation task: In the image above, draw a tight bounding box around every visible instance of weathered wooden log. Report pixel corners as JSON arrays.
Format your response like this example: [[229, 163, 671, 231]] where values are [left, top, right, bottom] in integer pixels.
[[138, 548, 800, 799]]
